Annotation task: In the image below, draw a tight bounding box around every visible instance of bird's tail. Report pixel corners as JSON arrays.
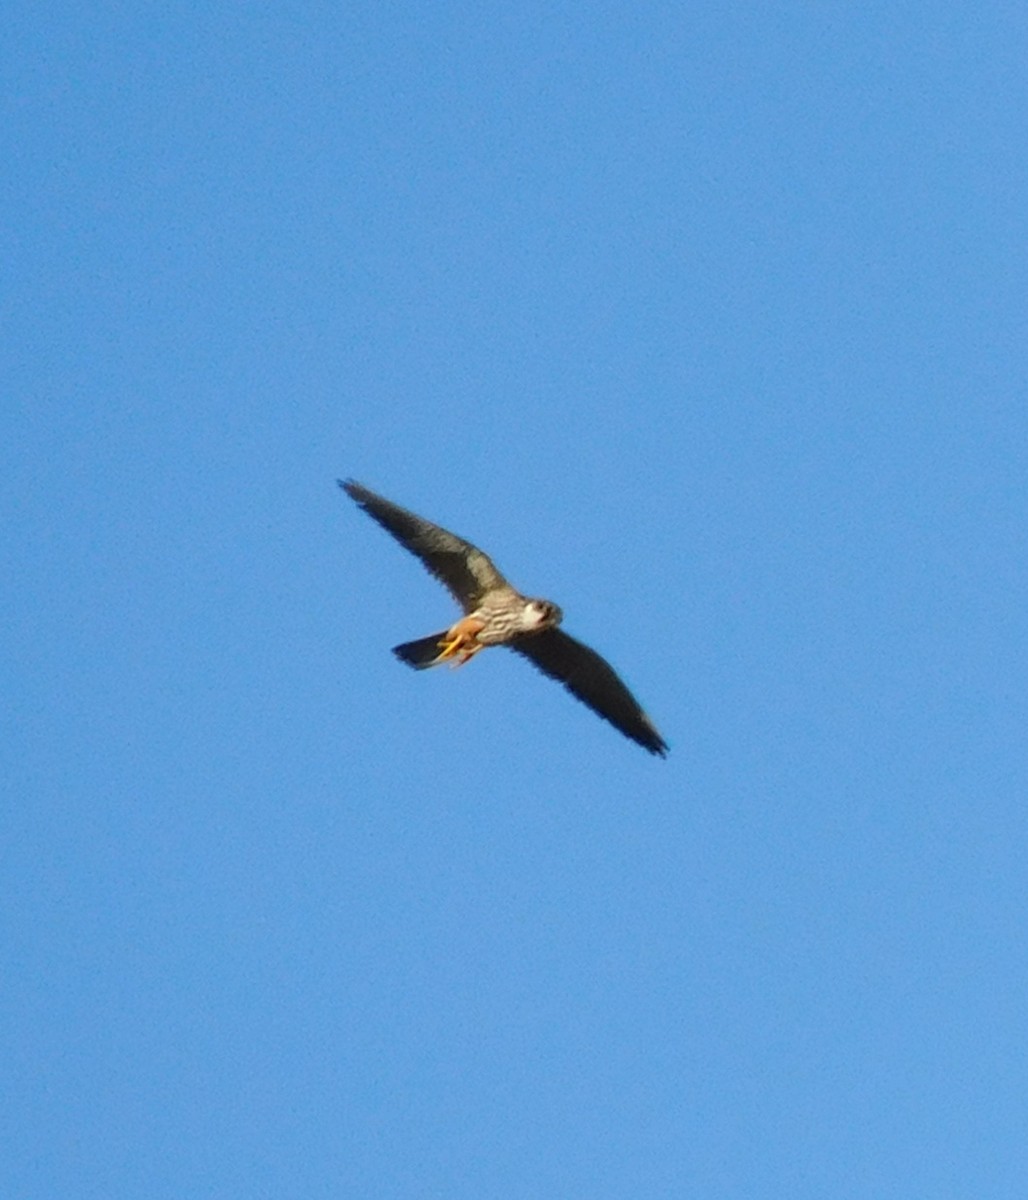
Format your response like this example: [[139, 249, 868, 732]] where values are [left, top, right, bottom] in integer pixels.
[[392, 631, 449, 670]]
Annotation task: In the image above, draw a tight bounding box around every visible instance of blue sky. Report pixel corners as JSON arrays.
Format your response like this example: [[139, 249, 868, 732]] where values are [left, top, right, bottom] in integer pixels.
[[4, 3, 1028, 1196]]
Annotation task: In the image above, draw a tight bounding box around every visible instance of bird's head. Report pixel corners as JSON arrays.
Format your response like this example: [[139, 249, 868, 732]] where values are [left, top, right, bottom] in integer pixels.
[[527, 599, 563, 629]]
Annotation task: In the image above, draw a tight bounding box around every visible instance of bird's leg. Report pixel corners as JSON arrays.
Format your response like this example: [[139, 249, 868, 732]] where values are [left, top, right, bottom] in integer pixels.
[[436, 616, 485, 663], [451, 642, 483, 668]]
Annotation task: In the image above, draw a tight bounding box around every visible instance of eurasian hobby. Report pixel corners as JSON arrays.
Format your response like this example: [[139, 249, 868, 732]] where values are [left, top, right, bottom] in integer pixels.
[[340, 480, 668, 757]]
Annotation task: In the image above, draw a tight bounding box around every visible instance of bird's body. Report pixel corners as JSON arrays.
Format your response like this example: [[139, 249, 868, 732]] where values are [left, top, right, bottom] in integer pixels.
[[400, 591, 563, 667], [340, 479, 667, 756]]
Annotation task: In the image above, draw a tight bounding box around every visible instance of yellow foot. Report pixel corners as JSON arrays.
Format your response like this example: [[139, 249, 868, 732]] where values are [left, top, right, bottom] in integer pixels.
[[436, 617, 485, 664], [436, 633, 466, 661], [436, 636, 482, 668]]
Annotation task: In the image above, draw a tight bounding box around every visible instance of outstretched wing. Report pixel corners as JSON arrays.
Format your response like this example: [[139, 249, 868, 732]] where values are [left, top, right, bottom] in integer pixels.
[[340, 480, 508, 610], [508, 628, 668, 756]]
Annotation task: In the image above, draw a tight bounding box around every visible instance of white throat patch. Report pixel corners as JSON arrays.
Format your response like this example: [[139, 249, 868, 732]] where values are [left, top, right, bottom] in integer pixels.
[[520, 603, 547, 631]]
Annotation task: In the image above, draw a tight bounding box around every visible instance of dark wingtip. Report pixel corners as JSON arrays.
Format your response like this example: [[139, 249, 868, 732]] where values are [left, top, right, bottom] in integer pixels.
[[639, 716, 669, 757], [339, 479, 373, 507]]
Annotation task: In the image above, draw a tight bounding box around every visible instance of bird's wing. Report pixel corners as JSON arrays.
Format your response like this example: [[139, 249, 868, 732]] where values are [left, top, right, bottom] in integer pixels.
[[340, 480, 508, 611], [508, 628, 668, 756]]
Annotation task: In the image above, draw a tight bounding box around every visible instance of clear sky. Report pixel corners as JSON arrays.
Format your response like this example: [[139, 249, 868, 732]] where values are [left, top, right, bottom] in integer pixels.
[[5, 4, 1027, 1196]]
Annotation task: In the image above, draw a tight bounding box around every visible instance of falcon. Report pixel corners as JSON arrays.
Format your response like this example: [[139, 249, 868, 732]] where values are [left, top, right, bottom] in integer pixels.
[[339, 480, 668, 756]]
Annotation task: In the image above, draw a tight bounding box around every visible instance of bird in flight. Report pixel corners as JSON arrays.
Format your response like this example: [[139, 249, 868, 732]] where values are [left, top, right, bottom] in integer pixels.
[[340, 480, 668, 756]]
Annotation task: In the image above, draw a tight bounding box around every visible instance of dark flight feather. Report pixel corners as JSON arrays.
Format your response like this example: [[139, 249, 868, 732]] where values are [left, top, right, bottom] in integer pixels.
[[339, 480, 506, 611], [508, 628, 668, 757]]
